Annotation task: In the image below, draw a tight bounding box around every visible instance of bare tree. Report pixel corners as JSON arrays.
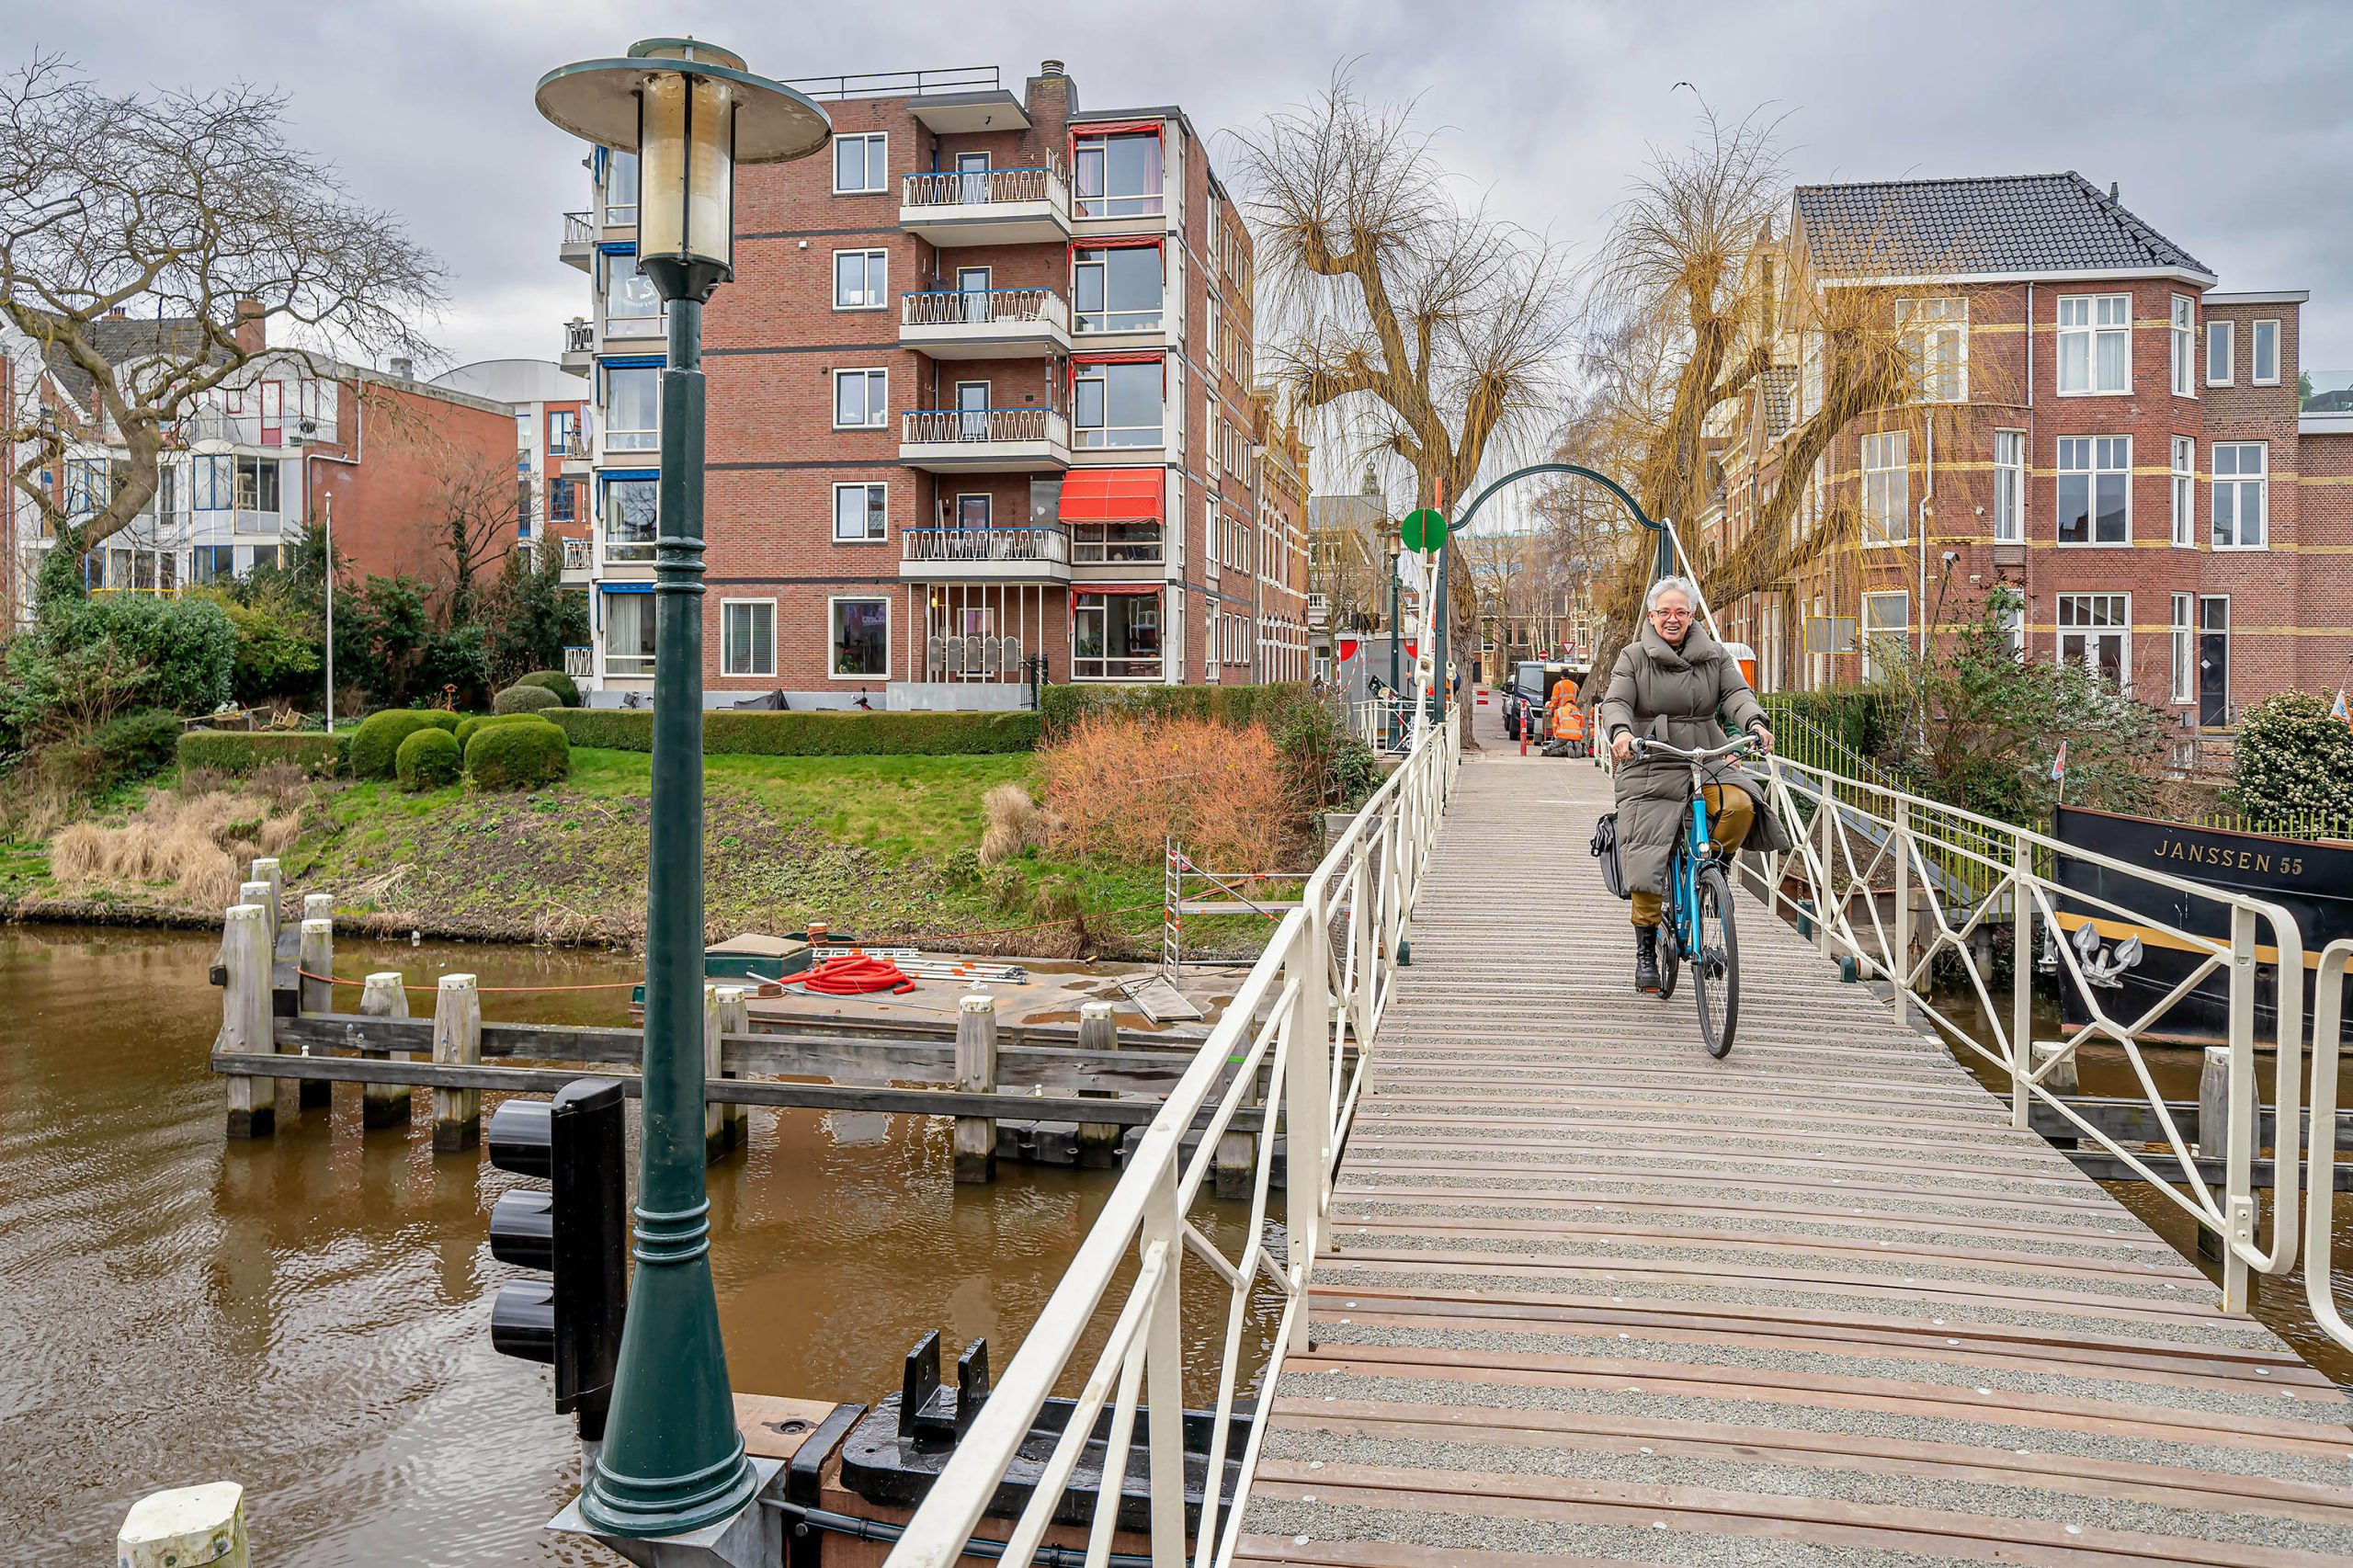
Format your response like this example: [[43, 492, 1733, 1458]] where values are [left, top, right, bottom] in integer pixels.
[[0, 55, 442, 574], [1231, 65, 1576, 727], [435, 449, 521, 625]]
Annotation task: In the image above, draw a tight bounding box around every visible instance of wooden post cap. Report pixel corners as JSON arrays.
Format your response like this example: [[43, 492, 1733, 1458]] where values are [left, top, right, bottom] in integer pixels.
[[119, 1482, 247, 1568], [961, 993, 995, 1013]]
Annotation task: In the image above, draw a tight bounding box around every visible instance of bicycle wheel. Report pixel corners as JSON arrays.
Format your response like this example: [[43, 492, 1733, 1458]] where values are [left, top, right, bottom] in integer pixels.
[[1655, 915, 1680, 1000], [1692, 862, 1740, 1058]]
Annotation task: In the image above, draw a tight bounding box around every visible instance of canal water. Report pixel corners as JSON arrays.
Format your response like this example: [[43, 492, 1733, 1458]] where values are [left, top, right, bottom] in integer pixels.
[[2, 926, 1279, 1565]]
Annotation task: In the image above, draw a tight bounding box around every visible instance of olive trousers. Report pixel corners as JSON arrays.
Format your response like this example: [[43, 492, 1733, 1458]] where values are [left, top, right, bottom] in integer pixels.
[[1630, 784, 1755, 927]]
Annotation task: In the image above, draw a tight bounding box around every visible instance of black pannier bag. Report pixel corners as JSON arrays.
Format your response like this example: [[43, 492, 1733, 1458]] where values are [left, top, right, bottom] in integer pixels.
[[1590, 811, 1628, 899]]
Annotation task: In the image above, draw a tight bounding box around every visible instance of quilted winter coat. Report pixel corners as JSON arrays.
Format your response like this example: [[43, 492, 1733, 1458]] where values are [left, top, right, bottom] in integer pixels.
[[1597, 620, 1790, 896]]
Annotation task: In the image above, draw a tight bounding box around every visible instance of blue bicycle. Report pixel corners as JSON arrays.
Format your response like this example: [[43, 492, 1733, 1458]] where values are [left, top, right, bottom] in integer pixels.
[[1631, 734, 1759, 1059]]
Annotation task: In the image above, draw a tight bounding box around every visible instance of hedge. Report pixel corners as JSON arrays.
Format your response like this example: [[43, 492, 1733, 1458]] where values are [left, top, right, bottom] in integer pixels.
[[348, 709, 462, 779], [90, 708, 184, 784], [395, 726, 463, 791], [512, 669, 581, 707], [493, 682, 563, 715], [539, 707, 1043, 756], [457, 710, 558, 749], [177, 729, 347, 777], [466, 718, 571, 790], [1039, 682, 1313, 738]]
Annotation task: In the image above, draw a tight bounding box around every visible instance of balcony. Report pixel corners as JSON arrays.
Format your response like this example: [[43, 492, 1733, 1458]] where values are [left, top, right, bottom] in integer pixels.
[[560, 318, 596, 375], [1307, 593, 1332, 630], [900, 166, 1072, 247], [561, 210, 596, 271], [899, 289, 1071, 360], [899, 407, 1070, 473], [563, 646, 594, 682], [900, 525, 1070, 582], [560, 535, 594, 585]]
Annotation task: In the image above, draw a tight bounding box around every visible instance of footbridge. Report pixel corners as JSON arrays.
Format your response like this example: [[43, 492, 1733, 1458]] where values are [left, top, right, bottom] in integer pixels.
[[884, 702, 2353, 1568]]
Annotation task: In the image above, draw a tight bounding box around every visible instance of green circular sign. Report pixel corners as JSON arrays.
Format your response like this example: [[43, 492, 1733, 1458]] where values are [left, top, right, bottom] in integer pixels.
[[1402, 507, 1448, 553]]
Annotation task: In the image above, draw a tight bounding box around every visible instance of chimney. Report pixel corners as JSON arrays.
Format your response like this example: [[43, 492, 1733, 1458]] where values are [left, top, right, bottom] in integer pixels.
[[389, 356, 414, 381], [104, 307, 128, 320], [1025, 59, 1075, 125], [233, 298, 267, 354]]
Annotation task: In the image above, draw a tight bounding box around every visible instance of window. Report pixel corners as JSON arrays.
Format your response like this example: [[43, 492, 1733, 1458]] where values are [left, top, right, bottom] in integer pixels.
[[833, 369, 888, 429], [604, 590, 654, 678], [834, 249, 887, 311], [63, 458, 107, 514], [234, 456, 279, 513], [2057, 293, 2131, 393], [604, 150, 638, 225], [605, 251, 662, 329], [833, 132, 888, 195], [548, 478, 576, 523], [833, 482, 886, 542], [2206, 319, 2234, 385], [191, 544, 235, 584], [192, 455, 233, 511], [1860, 591, 1908, 681], [1859, 430, 1908, 545], [2057, 593, 2131, 688], [1073, 245, 1163, 332], [2171, 593, 2195, 704], [1073, 359, 1163, 448], [2198, 597, 2230, 726], [830, 597, 889, 677], [1899, 297, 1967, 402], [721, 600, 775, 677], [1992, 431, 2025, 543], [1073, 591, 1164, 680], [2252, 319, 2280, 385], [2170, 296, 2196, 397], [2212, 441, 2267, 549], [2170, 437, 2195, 547], [549, 408, 580, 454], [605, 476, 657, 562], [1997, 590, 2025, 657], [245, 545, 280, 575], [2056, 436, 2131, 545], [1073, 131, 1163, 218], [605, 365, 659, 450]]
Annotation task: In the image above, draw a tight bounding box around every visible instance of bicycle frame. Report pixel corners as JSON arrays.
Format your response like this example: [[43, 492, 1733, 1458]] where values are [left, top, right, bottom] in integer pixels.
[[1667, 767, 1714, 955]]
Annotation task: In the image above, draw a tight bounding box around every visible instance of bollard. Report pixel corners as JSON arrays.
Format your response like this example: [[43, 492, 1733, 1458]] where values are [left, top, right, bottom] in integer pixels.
[[2198, 1045, 2230, 1264], [702, 984, 737, 1162], [2030, 1041, 2079, 1150], [717, 984, 751, 1153], [360, 971, 414, 1129], [119, 1482, 247, 1568], [295, 916, 335, 1109], [1074, 1000, 1123, 1169], [954, 994, 998, 1184], [431, 973, 482, 1153], [221, 903, 276, 1139], [250, 858, 283, 936]]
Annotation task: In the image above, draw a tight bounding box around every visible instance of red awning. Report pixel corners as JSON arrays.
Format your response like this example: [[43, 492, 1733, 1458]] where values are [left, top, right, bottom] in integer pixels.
[[1073, 119, 1165, 139], [1072, 585, 1162, 596], [1068, 234, 1163, 255], [1059, 467, 1163, 524]]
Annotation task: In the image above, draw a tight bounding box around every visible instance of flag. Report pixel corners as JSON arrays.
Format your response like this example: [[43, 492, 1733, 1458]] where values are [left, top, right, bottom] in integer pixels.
[[2050, 740, 2068, 781], [2334, 688, 2350, 727]]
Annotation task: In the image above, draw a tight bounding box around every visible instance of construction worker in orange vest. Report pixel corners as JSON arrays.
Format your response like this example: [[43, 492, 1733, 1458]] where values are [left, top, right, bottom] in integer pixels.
[[1545, 672, 1586, 755]]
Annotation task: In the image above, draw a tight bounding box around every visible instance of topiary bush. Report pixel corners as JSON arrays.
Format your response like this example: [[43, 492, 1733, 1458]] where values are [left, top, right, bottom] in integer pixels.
[[465, 718, 571, 790], [512, 669, 581, 707], [492, 682, 563, 716], [348, 709, 461, 779], [177, 730, 346, 778], [456, 710, 560, 749], [395, 726, 463, 791], [2234, 690, 2353, 823], [89, 708, 184, 785]]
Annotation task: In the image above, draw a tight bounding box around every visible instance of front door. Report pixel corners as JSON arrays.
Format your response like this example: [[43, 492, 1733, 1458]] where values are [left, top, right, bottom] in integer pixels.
[[2198, 596, 2230, 729], [957, 266, 993, 325], [956, 380, 989, 441]]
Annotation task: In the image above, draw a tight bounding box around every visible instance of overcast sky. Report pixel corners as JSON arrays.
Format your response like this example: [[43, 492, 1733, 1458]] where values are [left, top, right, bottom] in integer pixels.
[[23, 0, 2352, 493]]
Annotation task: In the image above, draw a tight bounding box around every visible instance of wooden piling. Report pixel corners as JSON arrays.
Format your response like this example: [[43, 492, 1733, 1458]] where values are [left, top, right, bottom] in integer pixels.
[[249, 858, 283, 935], [717, 985, 751, 1153], [2030, 1041, 2078, 1149], [295, 916, 336, 1109], [119, 1483, 248, 1568], [1074, 1000, 1123, 1169], [220, 903, 275, 1139], [359, 971, 414, 1129], [2199, 1045, 2229, 1263], [954, 994, 998, 1184], [240, 879, 298, 1116], [702, 984, 747, 1162], [431, 973, 482, 1153]]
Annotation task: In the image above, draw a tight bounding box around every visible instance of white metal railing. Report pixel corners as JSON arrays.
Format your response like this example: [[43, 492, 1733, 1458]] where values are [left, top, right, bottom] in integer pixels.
[[560, 537, 593, 573], [2305, 940, 2353, 1352], [1756, 755, 2306, 1312], [902, 407, 1066, 447], [1347, 695, 1415, 756], [902, 288, 1067, 331], [902, 526, 1069, 566], [562, 210, 594, 245], [562, 646, 592, 680], [902, 165, 1067, 211], [885, 710, 1462, 1568]]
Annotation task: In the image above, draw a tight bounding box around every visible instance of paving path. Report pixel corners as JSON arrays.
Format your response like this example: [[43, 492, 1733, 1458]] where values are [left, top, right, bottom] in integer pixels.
[[1241, 724, 2353, 1566]]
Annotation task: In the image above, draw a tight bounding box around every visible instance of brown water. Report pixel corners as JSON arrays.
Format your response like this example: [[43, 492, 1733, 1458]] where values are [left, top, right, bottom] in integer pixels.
[[2, 926, 1277, 1564]]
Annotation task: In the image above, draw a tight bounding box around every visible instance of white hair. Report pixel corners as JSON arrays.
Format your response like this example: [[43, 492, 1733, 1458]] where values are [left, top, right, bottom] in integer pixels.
[[1645, 576, 1699, 613]]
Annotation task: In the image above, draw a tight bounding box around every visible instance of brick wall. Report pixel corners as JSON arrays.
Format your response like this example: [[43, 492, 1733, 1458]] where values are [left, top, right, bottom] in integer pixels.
[[308, 378, 517, 597]]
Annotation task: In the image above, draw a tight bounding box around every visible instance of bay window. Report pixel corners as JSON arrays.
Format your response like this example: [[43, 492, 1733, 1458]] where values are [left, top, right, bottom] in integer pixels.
[[604, 475, 657, 562], [1073, 359, 1163, 448], [1074, 131, 1163, 218], [604, 365, 659, 450], [604, 250, 662, 333], [1074, 245, 1162, 332], [2057, 293, 2131, 393], [603, 150, 638, 225], [2057, 436, 2130, 545]]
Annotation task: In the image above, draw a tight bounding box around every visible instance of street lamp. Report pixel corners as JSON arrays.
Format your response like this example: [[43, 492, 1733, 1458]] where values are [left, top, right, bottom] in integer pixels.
[[535, 40, 830, 1541]]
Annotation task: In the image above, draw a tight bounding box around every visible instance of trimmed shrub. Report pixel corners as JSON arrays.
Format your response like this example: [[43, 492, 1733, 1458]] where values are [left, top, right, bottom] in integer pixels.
[[176, 730, 346, 778], [1039, 682, 1313, 739], [465, 718, 571, 790], [539, 707, 1042, 756], [493, 682, 563, 716], [395, 726, 463, 791], [89, 708, 183, 785], [455, 710, 560, 749], [347, 709, 462, 779], [2234, 690, 2353, 823], [512, 669, 581, 707]]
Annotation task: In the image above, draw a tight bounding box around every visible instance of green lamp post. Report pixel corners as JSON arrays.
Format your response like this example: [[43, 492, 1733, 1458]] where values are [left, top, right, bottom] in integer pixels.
[[534, 40, 830, 1540]]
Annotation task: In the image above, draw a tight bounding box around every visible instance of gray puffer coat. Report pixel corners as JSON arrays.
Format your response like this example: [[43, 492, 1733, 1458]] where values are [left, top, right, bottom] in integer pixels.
[[1598, 620, 1790, 896]]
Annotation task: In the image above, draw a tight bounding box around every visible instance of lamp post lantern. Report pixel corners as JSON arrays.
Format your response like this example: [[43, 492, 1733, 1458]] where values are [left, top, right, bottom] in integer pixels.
[[534, 40, 829, 1541]]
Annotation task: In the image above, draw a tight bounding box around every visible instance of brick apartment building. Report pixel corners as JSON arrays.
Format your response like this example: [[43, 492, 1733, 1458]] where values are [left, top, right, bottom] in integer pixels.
[[557, 60, 1309, 708], [427, 358, 593, 568], [1709, 173, 2353, 756]]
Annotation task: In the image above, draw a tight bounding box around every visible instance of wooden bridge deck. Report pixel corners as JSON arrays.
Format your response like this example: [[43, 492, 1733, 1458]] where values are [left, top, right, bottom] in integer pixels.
[[1241, 743, 2353, 1566]]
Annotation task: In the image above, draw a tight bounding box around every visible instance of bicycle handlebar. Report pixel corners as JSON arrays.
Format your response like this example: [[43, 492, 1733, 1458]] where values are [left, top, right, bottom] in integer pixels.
[[1630, 733, 1761, 763]]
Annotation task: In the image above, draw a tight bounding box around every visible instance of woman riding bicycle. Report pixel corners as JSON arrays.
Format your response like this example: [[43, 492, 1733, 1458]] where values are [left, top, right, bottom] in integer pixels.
[[1600, 577, 1787, 994]]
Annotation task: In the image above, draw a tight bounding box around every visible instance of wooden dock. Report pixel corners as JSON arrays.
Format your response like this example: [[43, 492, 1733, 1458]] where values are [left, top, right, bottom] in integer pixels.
[[1240, 749, 2353, 1566]]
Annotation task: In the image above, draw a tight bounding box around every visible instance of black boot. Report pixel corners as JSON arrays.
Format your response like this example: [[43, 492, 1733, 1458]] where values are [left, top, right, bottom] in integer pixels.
[[1633, 926, 1661, 994]]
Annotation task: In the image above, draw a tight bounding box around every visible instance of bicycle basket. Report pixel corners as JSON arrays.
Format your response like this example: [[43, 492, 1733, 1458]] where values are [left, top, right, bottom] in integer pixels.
[[1589, 811, 1629, 899]]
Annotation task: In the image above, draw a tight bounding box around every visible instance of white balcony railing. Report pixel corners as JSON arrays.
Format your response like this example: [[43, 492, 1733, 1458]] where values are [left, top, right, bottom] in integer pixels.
[[902, 165, 1063, 210], [562, 210, 595, 246], [562, 646, 593, 680], [902, 526, 1068, 565], [560, 536, 593, 573], [900, 288, 1065, 330], [900, 407, 1063, 447]]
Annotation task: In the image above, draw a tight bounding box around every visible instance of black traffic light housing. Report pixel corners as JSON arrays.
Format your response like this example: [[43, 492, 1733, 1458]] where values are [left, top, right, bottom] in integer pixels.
[[488, 1077, 628, 1441]]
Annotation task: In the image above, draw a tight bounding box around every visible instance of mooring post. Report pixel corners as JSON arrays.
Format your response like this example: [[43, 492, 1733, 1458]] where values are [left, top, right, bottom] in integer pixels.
[[240, 878, 299, 1116], [359, 971, 414, 1129], [295, 915, 336, 1109], [221, 903, 275, 1139], [716, 984, 751, 1153], [250, 858, 283, 937], [2030, 1040, 2078, 1149], [702, 984, 735, 1162], [1074, 999, 1122, 1169], [2198, 1045, 2230, 1264], [119, 1482, 247, 1568], [954, 993, 998, 1184], [430, 973, 482, 1153]]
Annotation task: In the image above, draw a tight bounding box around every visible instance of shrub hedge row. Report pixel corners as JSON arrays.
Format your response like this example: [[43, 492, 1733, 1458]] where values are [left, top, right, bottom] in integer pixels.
[[1038, 682, 1313, 738], [176, 730, 347, 777], [348, 709, 462, 778], [466, 719, 571, 789], [539, 707, 1043, 756], [456, 710, 557, 749]]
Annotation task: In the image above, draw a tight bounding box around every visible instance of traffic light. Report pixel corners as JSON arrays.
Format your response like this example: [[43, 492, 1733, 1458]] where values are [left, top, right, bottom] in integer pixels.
[[488, 1077, 628, 1441]]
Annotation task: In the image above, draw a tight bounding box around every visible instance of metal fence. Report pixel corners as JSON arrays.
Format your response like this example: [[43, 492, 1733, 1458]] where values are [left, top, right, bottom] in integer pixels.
[[884, 709, 1461, 1568]]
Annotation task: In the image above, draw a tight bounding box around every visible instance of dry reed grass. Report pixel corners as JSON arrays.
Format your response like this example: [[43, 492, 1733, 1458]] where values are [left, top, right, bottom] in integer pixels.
[[1037, 714, 1293, 873], [44, 782, 313, 909], [979, 783, 1047, 866]]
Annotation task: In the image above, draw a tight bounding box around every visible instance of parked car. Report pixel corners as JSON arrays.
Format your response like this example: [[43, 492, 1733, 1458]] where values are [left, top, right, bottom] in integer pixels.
[[1502, 660, 1573, 741]]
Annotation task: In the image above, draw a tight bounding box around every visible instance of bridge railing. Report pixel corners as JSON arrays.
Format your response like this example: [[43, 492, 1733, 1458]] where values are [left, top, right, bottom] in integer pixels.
[[2303, 940, 2353, 1353], [1757, 755, 2307, 1313], [885, 710, 1461, 1568]]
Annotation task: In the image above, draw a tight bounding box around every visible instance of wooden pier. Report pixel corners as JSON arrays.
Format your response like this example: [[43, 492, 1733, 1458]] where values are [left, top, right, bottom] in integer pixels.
[[1239, 753, 2353, 1566]]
